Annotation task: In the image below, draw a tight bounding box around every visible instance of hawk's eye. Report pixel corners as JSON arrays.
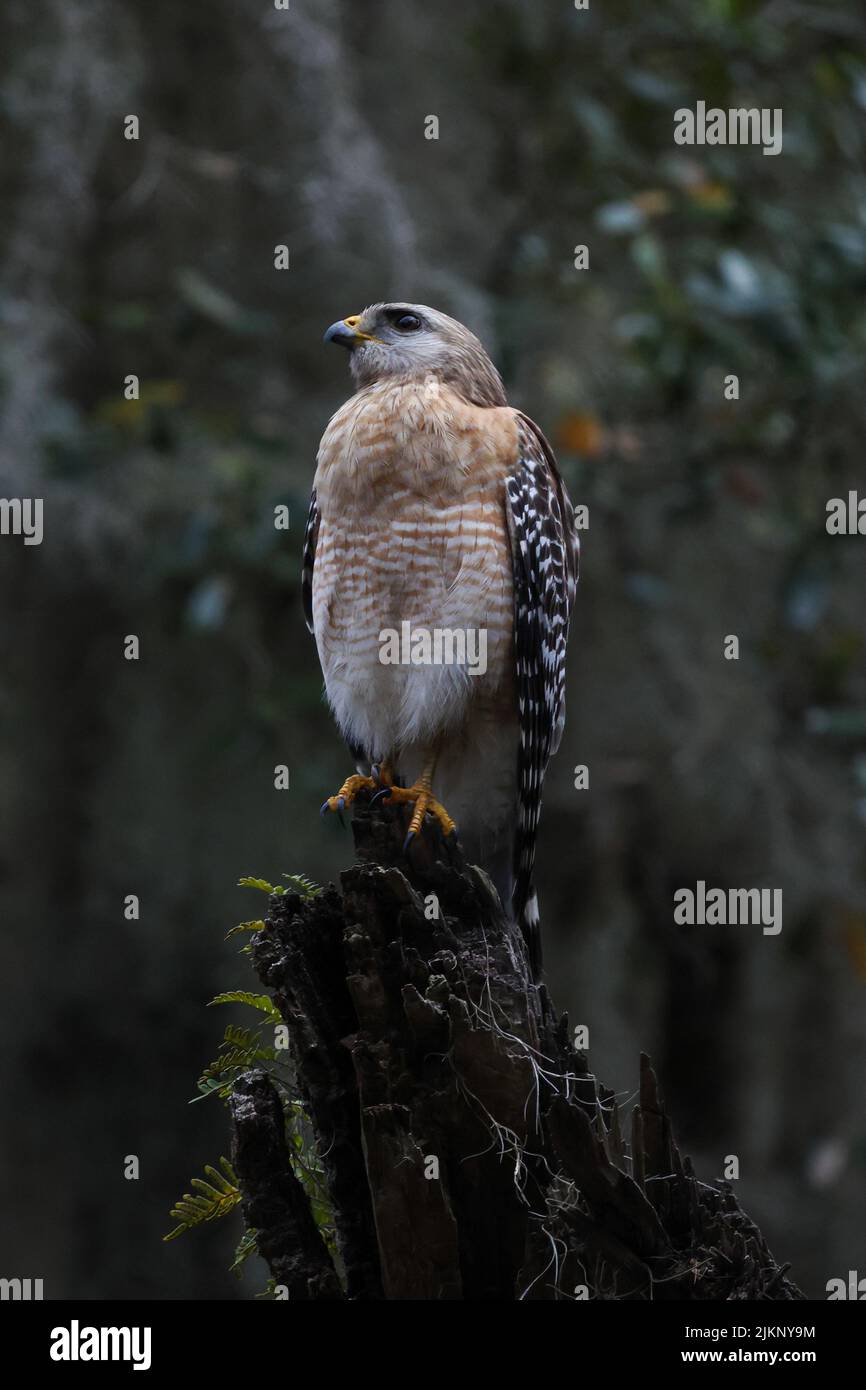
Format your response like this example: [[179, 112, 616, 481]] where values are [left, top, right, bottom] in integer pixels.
[[393, 312, 421, 332]]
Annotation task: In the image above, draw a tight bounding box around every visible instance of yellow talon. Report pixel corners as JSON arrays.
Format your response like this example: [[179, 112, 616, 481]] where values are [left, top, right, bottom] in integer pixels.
[[320, 773, 376, 815], [382, 756, 457, 843], [385, 784, 456, 839], [320, 761, 395, 816]]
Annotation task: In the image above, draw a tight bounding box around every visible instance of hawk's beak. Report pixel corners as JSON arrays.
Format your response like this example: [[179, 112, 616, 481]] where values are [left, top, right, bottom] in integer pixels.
[[323, 315, 380, 348]]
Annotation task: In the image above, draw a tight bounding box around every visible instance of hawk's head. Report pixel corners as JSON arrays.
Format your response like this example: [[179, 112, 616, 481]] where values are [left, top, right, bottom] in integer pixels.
[[323, 302, 507, 407]]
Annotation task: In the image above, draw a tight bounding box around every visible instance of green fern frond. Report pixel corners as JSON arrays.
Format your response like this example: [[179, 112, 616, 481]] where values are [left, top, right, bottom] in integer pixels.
[[238, 876, 285, 895], [170, 871, 328, 1275], [283, 1100, 336, 1255], [163, 1157, 240, 1241], [208, 990, 282, 1020], [223, 1023, 260, 1049], [230, 1227, 259, 1276], [197, 1042, 271, 1085], [225, 919, 265, 940], [193, 1024, 277, 1101], [281, 873, 323, 899], [192, 1076, 228, 1102], [199, 1040, 276, 1081]]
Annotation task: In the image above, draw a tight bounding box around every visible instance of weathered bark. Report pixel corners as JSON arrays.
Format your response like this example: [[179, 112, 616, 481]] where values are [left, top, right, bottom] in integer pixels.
[[232, 793, 803, 1301], [230, 1071, 343, 1300]]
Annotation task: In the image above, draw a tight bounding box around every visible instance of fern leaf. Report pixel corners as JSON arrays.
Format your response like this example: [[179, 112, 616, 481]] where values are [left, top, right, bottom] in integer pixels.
[[282, 1101, 336, 1256], [163, 1157, 240, 1241], [281, 873, 323, 899], [223, 1023, 260, 1049], [197, 1042, 276, 1084], [208, 990, 282, 1020], [194, 1023, 277, 1100], [190, 1076, 227, 1103], [231, 1227, 259, 1276], [225, 919, 265, 940], [238, 876, 285, 895]]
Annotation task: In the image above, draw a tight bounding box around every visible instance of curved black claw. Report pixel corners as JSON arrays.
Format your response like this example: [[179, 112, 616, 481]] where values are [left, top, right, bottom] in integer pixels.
[[320, 798, 347, 827], [442, 829, 460, 862], [370, 787, 392, 808], [402, 829, 416, 853]]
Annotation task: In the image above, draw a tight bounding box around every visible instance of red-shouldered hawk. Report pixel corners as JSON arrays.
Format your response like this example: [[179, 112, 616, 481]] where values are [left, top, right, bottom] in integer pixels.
[[303, 303, 578, 977]]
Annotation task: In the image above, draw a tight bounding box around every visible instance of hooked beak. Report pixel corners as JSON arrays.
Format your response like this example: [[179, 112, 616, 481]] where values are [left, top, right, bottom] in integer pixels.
[[323, 314, 381, 348]]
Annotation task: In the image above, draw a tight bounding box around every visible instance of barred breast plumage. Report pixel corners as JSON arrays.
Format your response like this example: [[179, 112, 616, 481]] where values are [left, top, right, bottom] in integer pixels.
[[313, 378, 517, 759]]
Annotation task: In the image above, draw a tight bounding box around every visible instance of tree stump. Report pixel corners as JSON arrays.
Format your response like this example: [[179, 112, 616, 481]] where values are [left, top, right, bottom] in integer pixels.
[[230, 793, 803, 1301]]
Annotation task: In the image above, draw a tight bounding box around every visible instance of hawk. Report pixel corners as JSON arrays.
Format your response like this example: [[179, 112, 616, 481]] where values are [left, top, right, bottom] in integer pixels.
[[304, 303, 578, 977]]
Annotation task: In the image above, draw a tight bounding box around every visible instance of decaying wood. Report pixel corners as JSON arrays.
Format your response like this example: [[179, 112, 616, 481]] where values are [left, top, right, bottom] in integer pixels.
[[230, 1071, 343, 1300], [231, 792, 803, 1301]]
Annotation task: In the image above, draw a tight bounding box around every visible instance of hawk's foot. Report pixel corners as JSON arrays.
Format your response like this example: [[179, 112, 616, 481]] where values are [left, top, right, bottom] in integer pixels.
[[381, 781, 457, 850], [320, 761, 394, 817], [320, 773, 376, 816]]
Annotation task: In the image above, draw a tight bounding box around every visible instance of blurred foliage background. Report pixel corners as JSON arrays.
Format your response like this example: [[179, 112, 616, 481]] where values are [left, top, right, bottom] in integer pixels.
[[1, 0, 865, 1299]]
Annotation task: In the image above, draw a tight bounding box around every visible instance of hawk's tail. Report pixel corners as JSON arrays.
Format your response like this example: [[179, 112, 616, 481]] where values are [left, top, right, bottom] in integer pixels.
[[517, 883, 543, 982], [471, 834, 542, 980]]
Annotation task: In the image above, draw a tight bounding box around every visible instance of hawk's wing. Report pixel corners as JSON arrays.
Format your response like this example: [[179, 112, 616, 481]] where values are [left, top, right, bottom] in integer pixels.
[[301, 489, 320, 636], [505, 413, 579, 975]]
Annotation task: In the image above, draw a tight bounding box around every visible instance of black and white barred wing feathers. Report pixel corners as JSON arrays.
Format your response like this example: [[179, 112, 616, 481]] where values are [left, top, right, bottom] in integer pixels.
[[505, 414, 579, 971]]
